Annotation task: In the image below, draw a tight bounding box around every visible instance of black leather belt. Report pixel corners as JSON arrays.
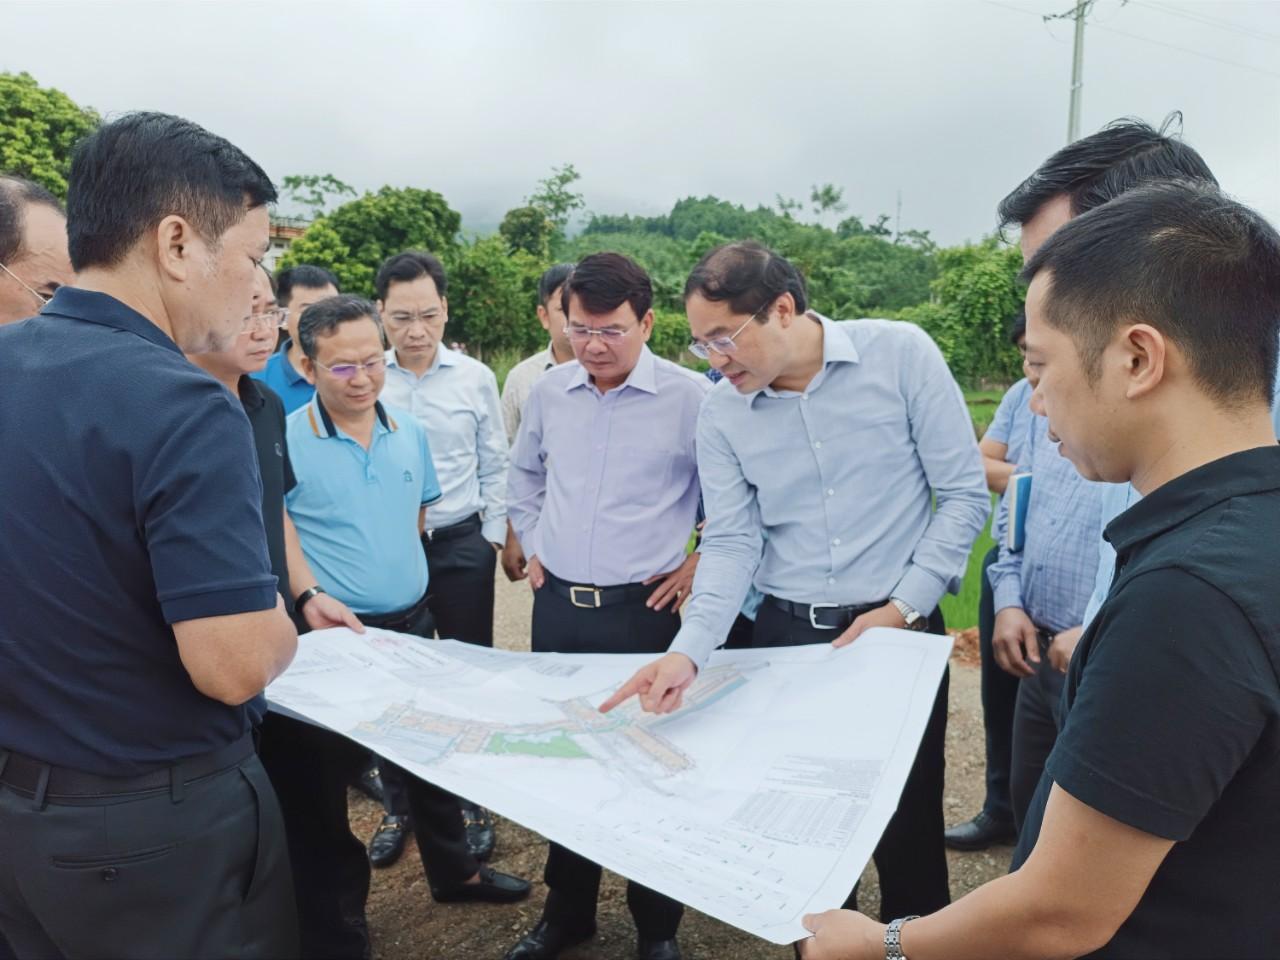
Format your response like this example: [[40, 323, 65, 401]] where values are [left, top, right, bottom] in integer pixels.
[[423, 512, 481, 543], [361, 591, 431, 633], [0, 734, 254, 801], [765, 594, 883, 631], [545, 570, 653, 610]]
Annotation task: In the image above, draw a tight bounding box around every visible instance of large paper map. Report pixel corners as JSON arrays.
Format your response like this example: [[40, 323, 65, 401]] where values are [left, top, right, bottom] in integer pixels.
[[267, 627, 951, 944]]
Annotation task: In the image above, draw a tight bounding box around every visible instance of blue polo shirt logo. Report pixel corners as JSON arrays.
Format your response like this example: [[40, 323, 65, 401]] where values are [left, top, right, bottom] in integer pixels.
[[403, 470, 414, 483]]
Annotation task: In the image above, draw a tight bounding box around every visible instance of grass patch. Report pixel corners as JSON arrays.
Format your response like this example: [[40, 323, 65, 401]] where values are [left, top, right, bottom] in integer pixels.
[[938, 498, 995, 630]]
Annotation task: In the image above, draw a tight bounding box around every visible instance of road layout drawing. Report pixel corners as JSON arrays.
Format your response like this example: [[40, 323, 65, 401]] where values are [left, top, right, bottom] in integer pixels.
[[267, 626, 952, 944]]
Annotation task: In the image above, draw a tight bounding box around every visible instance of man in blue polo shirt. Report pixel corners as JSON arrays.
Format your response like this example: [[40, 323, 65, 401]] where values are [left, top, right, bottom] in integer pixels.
[[285, 295, 531, 919], [253, 263, 340, 413], [0, 112, 299, 958]]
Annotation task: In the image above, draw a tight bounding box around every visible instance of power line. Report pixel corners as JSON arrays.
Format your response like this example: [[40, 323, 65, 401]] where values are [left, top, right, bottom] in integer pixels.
[[1091, 21, 1280, 79], [1128, 0, 1280, 46]]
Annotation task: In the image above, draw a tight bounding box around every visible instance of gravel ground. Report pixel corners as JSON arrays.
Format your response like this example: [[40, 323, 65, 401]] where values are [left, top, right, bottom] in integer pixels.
[[349, 573, 1010, 960]]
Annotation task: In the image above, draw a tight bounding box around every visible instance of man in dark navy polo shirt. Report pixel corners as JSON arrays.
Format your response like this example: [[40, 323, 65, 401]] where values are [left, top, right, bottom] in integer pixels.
[[0, 112, 300, 958], [798, 182, 1280, 960]]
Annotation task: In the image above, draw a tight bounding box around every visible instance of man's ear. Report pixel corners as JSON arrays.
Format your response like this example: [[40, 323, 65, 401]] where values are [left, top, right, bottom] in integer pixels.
[[301, 355, 317, 386], [155, 215, 198, 282], [1122, 323, 1167, 401], [774, 292, 798, 328], [640, 309, 655, 342], [440, 295, 449, 323]]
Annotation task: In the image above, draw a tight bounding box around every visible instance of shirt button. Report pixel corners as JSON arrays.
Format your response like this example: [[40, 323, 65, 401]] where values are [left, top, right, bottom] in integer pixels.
[[832, 538, 841, 546], [814, 441, 822, 449], [102, 867, 119, 882], [826, 489, 835, 497], [827, 577, 836, 585], [802, 394, 809, 401]]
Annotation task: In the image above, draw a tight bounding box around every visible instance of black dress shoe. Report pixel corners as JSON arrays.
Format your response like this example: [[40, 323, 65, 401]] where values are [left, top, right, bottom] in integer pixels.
[[637, 938, 681, 960], [460, 801, 496, 861], [368, 813, 410, 867], [353, 762, 386, 805], [431, 865, 531, 904], [502, 919, 597, 960], [944, 809, 1017, 851]]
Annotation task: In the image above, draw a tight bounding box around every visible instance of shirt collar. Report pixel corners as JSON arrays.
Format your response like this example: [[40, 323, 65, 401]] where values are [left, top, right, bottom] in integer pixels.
[[385, 342, 458, 378], [540, 344, 557, 370], [1106, 445, 1280, 556], [748, 312, 859, 403], [306, 393, 396, 440], [566, 345, 658, 396], [40, 287, 183, 356], [237, 375, 266, 412], [275, 338, 309, 385]]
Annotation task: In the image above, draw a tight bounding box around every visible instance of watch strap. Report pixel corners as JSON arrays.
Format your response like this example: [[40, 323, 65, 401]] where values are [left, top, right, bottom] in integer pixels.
[[294, 585, 326, 614], [884, 915, 919, 960]]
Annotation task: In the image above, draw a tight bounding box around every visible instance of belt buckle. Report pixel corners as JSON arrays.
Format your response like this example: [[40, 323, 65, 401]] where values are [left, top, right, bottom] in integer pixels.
[[570, 585, 602, 609], [425, 527, 434, 542], [808, 602, 839, 630]]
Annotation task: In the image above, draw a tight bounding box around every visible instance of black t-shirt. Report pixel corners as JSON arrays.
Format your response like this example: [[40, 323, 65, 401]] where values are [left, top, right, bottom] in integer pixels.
[[1013, 445, 1280, 958], [239, 376, 297, 725], [0, 289, 278, 774], [239, 376, 296, 602]]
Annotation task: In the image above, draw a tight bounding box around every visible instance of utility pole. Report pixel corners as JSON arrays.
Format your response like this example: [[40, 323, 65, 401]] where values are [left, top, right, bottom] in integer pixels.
[[1067, 0, 1087, 142]]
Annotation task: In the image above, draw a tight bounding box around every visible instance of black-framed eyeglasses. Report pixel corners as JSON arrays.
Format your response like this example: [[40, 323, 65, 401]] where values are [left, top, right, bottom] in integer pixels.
[[315, 356, 387, 380], [688, 298, 773, 360], [0, 261, 51, 309]]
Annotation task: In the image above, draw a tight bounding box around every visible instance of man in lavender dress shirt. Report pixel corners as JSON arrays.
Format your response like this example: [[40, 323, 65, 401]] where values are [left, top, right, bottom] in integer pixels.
[[505, 253, 709, 960]]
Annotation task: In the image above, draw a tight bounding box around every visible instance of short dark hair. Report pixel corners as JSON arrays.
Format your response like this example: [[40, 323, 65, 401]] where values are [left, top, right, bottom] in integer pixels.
[[0, 175, 63, 265], [998, 114, 1217, 231], [538, 263, 574, 308], [297, 295, 382, 360], [375, 251, 447, 301], [276, 264, 340, 306], [1009, 310, 1027, 346], [1023, 180, 1280, 409], [561, 252, 653, 320], [684, 241, 808, 316], [65, 112, 276, 271]]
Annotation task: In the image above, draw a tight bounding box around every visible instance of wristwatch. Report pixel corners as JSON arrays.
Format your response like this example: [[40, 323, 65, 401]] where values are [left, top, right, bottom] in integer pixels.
[[294, 585, 326, 614], [884, 915, 919, 959], [890, 598, 927, 631]]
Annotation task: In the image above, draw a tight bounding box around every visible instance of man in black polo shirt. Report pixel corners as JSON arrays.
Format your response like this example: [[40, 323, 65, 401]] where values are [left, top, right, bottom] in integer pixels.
[[0, 113, 300, 958], [798, 181, 1280, 959]]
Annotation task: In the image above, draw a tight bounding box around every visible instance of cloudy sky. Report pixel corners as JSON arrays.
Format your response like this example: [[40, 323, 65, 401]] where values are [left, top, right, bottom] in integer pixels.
[[4, 0, 1277, 245]]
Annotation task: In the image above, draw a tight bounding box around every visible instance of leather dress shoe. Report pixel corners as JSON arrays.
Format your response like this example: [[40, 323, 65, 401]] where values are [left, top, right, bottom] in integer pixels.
[[431, 865, 531, 904], [944, 809, 1016, 851], [353, 763, 386, 805], [368, 813, 410, 868], [460, 801, 496, 861], [638, 938, 682, 960], [502, 919, 597, 960]]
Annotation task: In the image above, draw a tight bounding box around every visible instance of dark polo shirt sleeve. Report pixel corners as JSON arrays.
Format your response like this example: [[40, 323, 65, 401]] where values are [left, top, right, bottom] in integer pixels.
[[1046, 568, 1272, 841], [145, 384, 280, 623]]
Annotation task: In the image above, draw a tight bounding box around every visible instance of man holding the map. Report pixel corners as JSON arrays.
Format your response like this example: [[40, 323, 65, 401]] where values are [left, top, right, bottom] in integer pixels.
[[604, 242, 989, 923], [506, 252, 709, 960]]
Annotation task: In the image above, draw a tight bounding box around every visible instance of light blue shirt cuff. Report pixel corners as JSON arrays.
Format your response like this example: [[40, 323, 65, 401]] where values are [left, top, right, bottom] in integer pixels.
[[891, 564, 947, 619], [992, 577, 1024, 614], [668, 625, 717, 672], [482, 515, 507, 546]]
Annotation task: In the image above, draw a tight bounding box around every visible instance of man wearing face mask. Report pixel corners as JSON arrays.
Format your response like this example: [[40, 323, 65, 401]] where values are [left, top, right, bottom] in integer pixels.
[[604, 242, 989, 925], [0, 112, 299, 958]]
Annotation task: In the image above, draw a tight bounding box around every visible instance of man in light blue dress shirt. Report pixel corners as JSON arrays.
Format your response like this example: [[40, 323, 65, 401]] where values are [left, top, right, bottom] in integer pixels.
[[605, 242, 989, 923], [505, 253, 707, 960]]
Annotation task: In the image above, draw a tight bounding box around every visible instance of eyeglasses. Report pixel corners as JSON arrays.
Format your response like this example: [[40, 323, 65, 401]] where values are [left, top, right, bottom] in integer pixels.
[[314, 357, 387, 380], [688, 299, 772, 360], [384, 309, 445, 328], [0, 261, 51, 309], [240, 307, 288, 333], [565, 322, 634, 343]]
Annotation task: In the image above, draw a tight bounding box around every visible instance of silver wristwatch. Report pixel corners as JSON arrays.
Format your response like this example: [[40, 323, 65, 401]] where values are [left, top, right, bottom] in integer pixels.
[[884, 915, 919, 960], [890, 598, 926, 631]]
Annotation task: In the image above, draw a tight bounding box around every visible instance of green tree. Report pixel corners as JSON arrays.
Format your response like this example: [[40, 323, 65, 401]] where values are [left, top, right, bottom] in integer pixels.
[[446, 235, 544, 357], [528, 163, 585, 238], [276, 186, 461, 297], [0, 72, 99, 199], [499, 204, 555, 259], [280, 173, 356, 217], [810, 183, 847, 218]]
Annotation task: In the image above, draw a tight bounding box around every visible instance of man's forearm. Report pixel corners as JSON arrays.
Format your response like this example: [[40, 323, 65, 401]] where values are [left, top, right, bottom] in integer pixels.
[[283, 510, 318, 600]]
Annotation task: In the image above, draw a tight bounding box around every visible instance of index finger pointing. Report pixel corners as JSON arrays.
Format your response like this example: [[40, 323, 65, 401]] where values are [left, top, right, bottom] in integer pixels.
[[598, 673, 646, 714]]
